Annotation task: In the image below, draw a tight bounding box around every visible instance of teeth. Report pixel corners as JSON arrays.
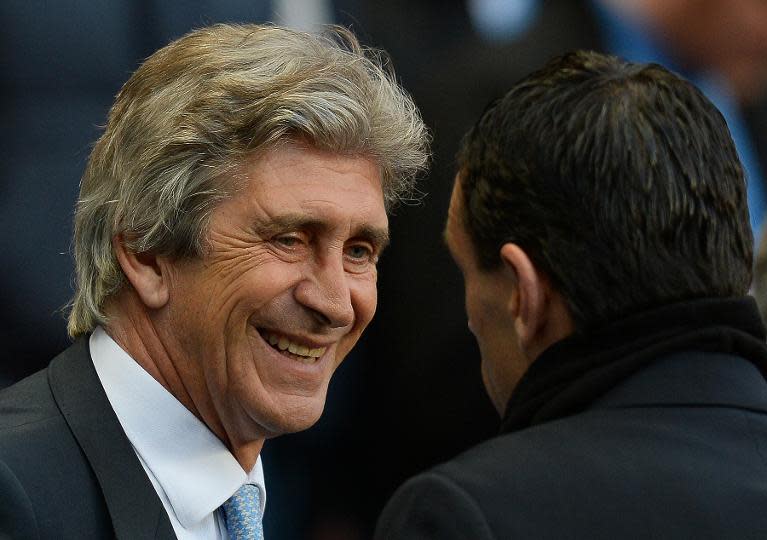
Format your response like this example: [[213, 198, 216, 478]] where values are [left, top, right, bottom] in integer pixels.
[[263, 332, 327, 360]]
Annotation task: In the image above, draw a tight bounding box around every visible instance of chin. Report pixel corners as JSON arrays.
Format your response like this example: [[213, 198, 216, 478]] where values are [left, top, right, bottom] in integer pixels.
[[261, 394, 328, 437]]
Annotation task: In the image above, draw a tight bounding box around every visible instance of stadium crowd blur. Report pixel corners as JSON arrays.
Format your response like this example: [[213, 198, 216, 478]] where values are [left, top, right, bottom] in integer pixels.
[[3, 1, 767, 538]]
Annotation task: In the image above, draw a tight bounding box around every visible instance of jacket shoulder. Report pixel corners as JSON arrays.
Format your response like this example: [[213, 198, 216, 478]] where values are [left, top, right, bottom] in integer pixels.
[[381, 404, 767, 539], [0, 367, 61, 431], [375, 469, 495, 540], [0, 341, 113, 539]]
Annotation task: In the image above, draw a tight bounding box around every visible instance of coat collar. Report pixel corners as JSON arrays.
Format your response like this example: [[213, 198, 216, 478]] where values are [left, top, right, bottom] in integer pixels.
[[591, 351, 767, 413], [502, 297, 767, 433], [48, 337, 176, 540]]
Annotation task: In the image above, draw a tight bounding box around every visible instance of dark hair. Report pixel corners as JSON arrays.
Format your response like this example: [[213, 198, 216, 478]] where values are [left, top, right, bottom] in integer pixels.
[[457, 50, 753, 330]]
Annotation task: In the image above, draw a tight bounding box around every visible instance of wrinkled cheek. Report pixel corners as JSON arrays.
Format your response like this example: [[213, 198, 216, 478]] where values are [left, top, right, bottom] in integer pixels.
[[209, 317, 257, 393], [354, 280, 379, 325], [234, 316, 265, 355], [202, 334, 231, 391]]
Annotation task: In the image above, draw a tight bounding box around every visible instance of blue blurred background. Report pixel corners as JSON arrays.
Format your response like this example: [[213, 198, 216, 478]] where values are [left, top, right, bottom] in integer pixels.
[[3, 1, 767, 538]]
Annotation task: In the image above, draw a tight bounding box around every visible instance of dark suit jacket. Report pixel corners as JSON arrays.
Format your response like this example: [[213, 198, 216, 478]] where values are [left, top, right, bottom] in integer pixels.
[[375, 351, 767, 539], [0, 338, 176, 539]]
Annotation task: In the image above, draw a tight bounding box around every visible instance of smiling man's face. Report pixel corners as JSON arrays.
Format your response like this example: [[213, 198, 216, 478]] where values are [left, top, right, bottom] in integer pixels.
[[158, 143, 388, 451]]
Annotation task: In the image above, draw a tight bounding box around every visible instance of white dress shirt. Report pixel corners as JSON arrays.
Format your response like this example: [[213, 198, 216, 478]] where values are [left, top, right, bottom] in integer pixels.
[[90, 326, 266, 539]]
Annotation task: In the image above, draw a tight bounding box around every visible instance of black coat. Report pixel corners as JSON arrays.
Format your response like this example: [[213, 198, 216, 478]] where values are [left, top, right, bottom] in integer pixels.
[[375, 299, 767, 539], [0, 338, 175, 539], [376, 352, 767, 539]]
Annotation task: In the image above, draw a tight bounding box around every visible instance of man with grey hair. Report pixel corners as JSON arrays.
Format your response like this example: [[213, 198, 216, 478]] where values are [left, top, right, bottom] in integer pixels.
[[0, 23, 428, 539]]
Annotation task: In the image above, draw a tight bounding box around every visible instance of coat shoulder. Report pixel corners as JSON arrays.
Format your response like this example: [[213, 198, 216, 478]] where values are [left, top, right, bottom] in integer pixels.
[[0, 367, 61, 431], [381, 404, 767, 539], [0, 346, 113, 539]]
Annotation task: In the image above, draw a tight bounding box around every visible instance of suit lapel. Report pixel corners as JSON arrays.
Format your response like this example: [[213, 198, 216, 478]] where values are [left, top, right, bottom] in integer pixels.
[[48, 338, 176, 540]]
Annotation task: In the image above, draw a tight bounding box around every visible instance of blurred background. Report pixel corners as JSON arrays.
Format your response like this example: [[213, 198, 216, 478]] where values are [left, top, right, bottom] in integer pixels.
[[3, 1, 767, 538]]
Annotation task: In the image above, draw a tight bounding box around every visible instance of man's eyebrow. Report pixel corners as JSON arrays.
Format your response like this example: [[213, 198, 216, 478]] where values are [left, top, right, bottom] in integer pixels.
[[253, 214, 322, 235], [254, 214, 390, 249], [354, 224, 390, 251]]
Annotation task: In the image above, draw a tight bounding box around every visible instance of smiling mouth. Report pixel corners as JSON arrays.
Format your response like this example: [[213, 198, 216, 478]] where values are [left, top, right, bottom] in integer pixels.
[[259, 330, 328, 365]]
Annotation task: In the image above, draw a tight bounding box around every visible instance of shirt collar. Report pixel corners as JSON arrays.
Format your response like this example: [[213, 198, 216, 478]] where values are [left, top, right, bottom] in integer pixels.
[[89, 326, 266, 529]]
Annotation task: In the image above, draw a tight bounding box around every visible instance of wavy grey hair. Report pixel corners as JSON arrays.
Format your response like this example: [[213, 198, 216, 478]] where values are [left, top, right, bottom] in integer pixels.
[[68, 23, 430, 337]]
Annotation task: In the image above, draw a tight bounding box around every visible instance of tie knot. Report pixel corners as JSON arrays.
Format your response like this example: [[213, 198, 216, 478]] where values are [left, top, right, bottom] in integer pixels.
[[221, 484, 264, 540]]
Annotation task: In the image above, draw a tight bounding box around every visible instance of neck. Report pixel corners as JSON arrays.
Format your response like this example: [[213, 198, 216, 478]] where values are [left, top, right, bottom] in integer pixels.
[[230, 440, 264, 473], [105, 290, 196, 413], [103, 289, 265, 471]]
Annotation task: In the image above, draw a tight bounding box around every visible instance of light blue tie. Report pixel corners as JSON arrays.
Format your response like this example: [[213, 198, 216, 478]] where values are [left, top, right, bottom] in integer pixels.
[[221, 484, 264, 540]]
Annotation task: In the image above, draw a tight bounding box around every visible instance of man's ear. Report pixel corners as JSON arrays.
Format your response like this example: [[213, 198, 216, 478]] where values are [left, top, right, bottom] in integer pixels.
[[499, 243, 545, 348], [112, 235, 170, 310]]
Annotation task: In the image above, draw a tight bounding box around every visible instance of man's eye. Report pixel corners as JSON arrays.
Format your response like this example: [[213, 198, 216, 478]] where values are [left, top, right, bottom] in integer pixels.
[[275, 235, 302, 248], [345, 244, 374, 262]]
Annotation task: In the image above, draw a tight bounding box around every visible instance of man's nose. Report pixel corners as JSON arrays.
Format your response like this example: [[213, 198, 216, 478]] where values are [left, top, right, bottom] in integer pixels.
[[294, 256, 355, 329]]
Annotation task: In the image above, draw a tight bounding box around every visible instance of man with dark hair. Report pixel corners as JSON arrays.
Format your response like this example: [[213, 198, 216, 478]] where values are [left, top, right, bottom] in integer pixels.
[[375, 50, 767, 539]]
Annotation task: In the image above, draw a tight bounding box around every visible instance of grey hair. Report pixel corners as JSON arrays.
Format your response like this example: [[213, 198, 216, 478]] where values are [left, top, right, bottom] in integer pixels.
[[67, 23, 430, 337]]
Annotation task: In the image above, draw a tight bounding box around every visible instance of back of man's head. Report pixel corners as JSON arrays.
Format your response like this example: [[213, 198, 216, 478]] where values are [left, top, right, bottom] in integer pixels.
[[457, 50, 753, 331]]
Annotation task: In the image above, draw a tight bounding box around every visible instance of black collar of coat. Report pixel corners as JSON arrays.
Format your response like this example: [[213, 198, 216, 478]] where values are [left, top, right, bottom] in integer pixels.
[[500, 296, 767, 434]]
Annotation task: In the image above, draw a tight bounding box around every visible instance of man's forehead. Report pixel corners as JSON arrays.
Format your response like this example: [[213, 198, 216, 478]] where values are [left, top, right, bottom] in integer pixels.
[[237, 143, 386, 203]]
